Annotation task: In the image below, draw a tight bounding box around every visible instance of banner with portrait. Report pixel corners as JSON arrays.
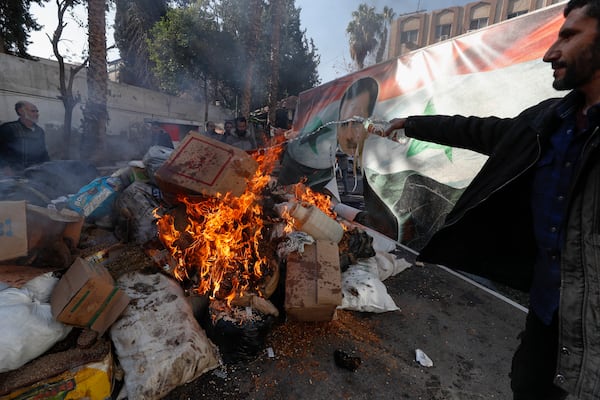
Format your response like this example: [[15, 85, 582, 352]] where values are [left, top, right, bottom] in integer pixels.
[[281, 4, 564, 248]]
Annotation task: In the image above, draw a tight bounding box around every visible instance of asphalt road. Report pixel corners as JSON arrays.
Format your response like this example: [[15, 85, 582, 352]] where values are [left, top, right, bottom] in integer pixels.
[[164, 245, 527, 400]]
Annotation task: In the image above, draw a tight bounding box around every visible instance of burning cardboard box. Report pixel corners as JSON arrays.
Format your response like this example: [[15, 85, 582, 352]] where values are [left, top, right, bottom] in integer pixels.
[[154, 131, 258, 198], [50, 258, 130, 335], [285, 240, 342, 322]]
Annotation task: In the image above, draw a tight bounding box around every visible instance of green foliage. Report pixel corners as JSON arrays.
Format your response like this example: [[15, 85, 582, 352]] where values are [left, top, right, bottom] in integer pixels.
[[147, 0, 319, 111], [0, 0, 47, 58], [114, 0, 168, 89], [346, 3, 389, 70]]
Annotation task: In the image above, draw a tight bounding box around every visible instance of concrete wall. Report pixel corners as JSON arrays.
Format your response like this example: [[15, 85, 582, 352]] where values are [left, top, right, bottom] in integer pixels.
[[0, 53, 232, 160]]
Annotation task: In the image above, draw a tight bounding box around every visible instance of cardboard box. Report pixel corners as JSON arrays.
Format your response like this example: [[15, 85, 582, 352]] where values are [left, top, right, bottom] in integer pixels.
[[0, 201, 27, 261], [26, 204, 84, 250], [285, 240, 342, 321], [50, 258, 130, 335], [154, 131, 258, 198], [0, 347, 114, 400], [0, 201, 85, 262]]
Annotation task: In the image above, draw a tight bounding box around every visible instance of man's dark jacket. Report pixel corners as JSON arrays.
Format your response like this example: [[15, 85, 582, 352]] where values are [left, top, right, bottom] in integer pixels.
[[404, 91, 600, 399], [0, 120, 49, 171]]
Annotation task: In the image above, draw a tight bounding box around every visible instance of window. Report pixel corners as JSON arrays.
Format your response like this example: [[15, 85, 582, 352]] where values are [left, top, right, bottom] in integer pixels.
[[507, 10, 527, 19], [401, 29, 419, 44], [469, 18, 488, 30], [435, 24, 451, 41]]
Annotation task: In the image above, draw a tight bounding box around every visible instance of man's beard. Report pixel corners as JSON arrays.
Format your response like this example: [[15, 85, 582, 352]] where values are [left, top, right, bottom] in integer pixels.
[[553, 40, 600, 90]]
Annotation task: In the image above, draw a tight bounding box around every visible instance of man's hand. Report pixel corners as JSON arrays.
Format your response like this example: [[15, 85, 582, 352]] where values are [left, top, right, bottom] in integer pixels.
[[384, 118, 407, 137]]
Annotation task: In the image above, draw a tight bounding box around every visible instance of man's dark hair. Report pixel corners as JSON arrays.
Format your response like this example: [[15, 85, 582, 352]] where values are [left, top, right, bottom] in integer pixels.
[[339, 77, 379, 117], [565, 0, 600, 20], [14, 101, 26, 115], [236, 116, 247, 124]]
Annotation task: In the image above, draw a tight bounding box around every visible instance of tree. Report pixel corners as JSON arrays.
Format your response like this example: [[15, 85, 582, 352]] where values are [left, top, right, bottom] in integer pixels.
[[0, 0, 47, 58], [267, 0, 284, 128], [375, 6, 395, 64], [50, 0, 87, 158], [346, 3, 383, 70], [114, 0, 167, 89], [240, 0, 263, 117], [147, 0, 319, 115], [81, 0, 108, 163]]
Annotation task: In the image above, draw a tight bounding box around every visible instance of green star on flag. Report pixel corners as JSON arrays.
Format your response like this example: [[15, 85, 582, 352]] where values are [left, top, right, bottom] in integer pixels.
[[406, 98, 453, 161]]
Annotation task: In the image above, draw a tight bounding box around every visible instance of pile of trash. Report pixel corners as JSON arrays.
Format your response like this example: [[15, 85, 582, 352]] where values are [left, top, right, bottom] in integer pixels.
[[0, 133, 411, 399]]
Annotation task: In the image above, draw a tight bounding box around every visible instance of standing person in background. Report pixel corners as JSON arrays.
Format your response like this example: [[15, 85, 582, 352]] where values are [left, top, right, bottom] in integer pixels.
[[223, 116, 257, 150], [221, 120, 235, 143], [202, 121, 222, 141], [384, 1, 600, 398], [149, 121, 174, 149], [0, 100, 49, 175]]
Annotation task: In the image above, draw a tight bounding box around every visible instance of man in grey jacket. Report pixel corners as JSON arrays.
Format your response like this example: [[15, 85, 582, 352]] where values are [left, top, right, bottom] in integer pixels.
[[385, 1, 600, 399]]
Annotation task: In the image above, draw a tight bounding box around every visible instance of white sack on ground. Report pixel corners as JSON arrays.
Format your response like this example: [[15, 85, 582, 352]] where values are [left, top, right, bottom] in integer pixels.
[[339, 252, 411, 313], [360, 252, 412, 281], [111, 272, 220, 400], [340, 266, 399, 313], [0, 273, 72, 373]]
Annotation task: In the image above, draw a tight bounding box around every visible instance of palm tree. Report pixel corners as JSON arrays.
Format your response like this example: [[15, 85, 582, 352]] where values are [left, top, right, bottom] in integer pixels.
[[346, 3, 383, 70], [375, 6, 395, 64], [82, 0, 108, 163]]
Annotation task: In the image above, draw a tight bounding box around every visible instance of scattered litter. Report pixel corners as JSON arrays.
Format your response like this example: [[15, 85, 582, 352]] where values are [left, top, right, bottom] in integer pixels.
[[333, 349, 362, 371], [266, 347, 275, 358], [415, 349, 433, 367]]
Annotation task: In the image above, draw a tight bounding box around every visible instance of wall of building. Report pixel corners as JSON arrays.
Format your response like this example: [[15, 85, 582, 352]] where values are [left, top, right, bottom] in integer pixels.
[[0, 53, 232, 161], [388, 0, 565, 58]]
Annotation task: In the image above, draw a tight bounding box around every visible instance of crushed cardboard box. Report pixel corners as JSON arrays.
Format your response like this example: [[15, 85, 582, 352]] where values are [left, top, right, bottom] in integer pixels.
[[50, 258, 130, 335], [0, 201, 27, 261], [285, 240, 342, 321], [0, 201, 84, 263], [154, 131, 258, 198]]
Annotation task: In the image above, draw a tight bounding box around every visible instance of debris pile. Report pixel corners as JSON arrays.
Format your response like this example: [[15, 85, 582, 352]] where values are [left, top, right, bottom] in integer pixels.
[[0, 133, 409, 399]]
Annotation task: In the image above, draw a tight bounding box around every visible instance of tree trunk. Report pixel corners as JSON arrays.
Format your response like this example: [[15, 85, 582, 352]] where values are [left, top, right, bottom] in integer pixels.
[[82, 0, 108, 164], [267, 0, 283, 133], [53, 1, 86, 159], [240, 0, 263, 117]]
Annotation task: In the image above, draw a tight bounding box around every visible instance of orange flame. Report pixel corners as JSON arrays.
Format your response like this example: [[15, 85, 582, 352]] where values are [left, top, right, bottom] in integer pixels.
[[156, 145, 283, 305], [292, 181, 337, 219]]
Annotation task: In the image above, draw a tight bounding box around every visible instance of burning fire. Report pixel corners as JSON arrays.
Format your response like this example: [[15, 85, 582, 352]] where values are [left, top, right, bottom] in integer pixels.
[[155, 144, 338, 305], [155, 145, 286, 305]]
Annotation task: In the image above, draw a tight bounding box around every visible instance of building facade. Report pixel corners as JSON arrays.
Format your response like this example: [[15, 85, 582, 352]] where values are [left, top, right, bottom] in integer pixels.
[[389, 0, 565, 58]]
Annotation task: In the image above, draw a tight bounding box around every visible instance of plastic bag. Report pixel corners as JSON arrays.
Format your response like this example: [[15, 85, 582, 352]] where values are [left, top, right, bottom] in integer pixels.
[[67, 176, 125, 220], [110, 272, 220, 400], [339, 266, 400, 313], [142, 145, 173, 186], [0, 273, 72, 373], [114, 181, 160, 244]]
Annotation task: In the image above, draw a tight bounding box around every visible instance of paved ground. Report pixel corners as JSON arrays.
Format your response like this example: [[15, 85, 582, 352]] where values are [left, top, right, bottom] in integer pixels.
[[164, 165, 531, 400], [164, 244, 528, 400]]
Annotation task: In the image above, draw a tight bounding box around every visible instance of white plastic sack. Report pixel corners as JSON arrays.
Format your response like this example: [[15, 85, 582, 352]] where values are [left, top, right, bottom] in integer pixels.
[[340, 266, 400, 313], [357, 252, 412, 281], [110, 272, 220, 400], [0, 273, 72, 373], [142, 145, 173, 185]]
